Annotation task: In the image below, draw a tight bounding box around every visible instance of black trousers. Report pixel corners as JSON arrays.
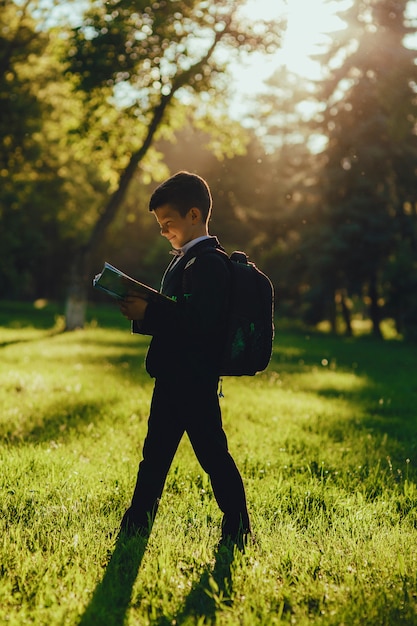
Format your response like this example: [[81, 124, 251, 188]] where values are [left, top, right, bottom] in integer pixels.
[[128, 377, 250, 537]]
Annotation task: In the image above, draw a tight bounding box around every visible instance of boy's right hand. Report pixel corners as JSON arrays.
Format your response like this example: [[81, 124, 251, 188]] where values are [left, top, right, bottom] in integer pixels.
[[119, 295, 148, 321]]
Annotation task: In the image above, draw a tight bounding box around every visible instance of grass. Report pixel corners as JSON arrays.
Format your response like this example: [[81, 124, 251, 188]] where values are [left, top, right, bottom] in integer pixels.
[[1, 301, 416, 625]]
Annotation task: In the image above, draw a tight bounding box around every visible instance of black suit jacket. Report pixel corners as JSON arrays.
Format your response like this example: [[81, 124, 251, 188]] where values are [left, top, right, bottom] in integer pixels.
[[133, 237, 230, 381]]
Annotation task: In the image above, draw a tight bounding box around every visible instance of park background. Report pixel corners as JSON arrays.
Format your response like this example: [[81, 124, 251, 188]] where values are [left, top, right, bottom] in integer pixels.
[[1, 1, 417, 625], [2, 0, 417, 338]]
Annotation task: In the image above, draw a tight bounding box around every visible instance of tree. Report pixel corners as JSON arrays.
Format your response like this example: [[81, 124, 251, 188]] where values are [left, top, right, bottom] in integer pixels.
[[239, 65, 323, 321], [0, 1, 112, 301], [307, 0, 417, 337], [0, 1, 56, 297], [63, 0, 285, 329]]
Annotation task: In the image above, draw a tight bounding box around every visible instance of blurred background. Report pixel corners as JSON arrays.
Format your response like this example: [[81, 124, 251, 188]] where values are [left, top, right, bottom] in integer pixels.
[[1, 0, 417, 338]]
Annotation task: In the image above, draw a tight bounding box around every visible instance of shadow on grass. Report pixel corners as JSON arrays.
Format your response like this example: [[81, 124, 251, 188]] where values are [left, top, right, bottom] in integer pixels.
[[153, 543, 237, 626], [1, 398, 111, 445], [0, 300, 126, 331], [78, 533, 149, 626], [78, 535, 237, 626], [0, 326, 65, 348], [271, 330, 417, 472]]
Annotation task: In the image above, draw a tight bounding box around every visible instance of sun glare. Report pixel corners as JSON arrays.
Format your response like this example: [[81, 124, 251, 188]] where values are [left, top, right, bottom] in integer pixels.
[[233, 0, 349, 101], [281, 0, 349, 76]]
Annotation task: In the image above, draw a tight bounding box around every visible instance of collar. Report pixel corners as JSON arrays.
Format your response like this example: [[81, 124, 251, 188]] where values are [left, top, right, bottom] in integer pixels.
[[169, 235, 211, 258]]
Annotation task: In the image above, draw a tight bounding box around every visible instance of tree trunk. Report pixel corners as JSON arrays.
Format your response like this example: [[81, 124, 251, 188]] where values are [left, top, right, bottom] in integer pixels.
[[368, 275, 383, 339], [65, 275, 89, 330], [64, 249, 90, 330], [64, 97, 171, 329], [340, 289, 352, 337], [329, 294, 337, 334], [64, 29, 227, 330]]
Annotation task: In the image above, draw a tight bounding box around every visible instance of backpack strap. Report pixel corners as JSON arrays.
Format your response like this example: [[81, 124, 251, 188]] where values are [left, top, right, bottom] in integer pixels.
[[182, 247, 251, 296], [181, 245, 230, 295]]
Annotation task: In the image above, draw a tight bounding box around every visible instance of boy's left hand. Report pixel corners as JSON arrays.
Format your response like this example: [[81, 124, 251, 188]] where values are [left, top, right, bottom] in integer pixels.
[[119, 295, 148, 321]]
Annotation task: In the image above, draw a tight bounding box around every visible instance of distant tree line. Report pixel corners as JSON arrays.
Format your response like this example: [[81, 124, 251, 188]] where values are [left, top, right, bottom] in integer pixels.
[[1, 0, 416, 339]]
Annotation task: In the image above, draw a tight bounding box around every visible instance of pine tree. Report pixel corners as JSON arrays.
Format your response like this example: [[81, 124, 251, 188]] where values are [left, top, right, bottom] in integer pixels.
[[307, 0, 417, 337]]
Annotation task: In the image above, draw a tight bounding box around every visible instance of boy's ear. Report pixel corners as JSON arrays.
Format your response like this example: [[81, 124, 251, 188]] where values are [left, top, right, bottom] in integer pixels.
[[190, 207, 202, 222]]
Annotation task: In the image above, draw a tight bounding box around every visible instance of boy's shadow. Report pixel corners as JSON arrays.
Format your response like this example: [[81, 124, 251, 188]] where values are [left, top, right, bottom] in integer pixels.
[[154, 542, 237, 625], [78, 534, 238, 626], [78, 533, 148, 626]]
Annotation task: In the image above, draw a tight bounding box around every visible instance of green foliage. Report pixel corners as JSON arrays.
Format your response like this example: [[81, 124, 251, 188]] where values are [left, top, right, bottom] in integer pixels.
[[0, 0, 284, 309], [1, 0, 417, 340], [299, 0, 417, 335], [0, 2, 114, 299], [68, 0, 282, 95], [0, 3, 60, 296], [1, 304, 417, 624], [62, 0, 284, 329]]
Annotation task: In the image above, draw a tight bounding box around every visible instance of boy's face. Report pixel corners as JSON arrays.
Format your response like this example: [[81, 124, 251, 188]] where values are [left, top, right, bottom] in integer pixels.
[[153, 204, 205, 249]]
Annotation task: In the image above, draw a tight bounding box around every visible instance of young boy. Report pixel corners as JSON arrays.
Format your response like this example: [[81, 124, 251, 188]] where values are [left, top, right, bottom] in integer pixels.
[[119, 171, 251, 545]]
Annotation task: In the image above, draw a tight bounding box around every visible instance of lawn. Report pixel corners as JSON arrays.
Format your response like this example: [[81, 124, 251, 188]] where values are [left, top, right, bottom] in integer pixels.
[[0, 301, 416, 625]]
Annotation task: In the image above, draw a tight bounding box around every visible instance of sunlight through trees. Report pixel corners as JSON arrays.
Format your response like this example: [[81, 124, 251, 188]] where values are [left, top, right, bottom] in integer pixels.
[[1, 0, 416, 338]]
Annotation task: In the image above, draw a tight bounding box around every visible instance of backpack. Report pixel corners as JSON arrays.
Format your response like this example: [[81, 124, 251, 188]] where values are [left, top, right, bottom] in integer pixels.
[[184, 248, 275, 376]]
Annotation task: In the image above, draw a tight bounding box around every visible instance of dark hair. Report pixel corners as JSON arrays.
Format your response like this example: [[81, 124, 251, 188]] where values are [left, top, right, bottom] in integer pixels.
[[149, 171, 212, 222]]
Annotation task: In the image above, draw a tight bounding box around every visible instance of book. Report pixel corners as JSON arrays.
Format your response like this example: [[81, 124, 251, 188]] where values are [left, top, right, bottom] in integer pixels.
[[92, 262, 175, 304]]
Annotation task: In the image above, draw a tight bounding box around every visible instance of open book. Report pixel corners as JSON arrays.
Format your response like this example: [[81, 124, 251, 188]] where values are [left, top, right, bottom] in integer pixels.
[[93, 262, 175, 304]]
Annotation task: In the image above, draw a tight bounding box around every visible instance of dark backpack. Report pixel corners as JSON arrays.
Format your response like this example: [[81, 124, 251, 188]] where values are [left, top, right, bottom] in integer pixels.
[[184, 248, 275, 376]]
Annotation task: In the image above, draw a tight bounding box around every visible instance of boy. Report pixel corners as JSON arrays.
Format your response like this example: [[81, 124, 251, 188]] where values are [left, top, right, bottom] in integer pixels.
[[119, 171, 251, 545]]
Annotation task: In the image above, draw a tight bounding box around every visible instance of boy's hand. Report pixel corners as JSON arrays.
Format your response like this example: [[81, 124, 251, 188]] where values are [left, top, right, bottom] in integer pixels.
[[119, 295, 148, 321]]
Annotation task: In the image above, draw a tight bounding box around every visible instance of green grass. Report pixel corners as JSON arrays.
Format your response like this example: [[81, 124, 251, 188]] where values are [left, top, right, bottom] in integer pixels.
[[1, 302, 416, 625]]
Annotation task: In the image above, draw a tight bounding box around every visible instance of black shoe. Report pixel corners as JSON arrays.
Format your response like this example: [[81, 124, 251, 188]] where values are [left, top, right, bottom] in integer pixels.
[[118, 508, 149, 539], [219, 530, 253, 553]]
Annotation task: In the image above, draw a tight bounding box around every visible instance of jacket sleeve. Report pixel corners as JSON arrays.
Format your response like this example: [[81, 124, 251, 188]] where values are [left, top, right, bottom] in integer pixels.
[[131, 297, 174, 336]]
